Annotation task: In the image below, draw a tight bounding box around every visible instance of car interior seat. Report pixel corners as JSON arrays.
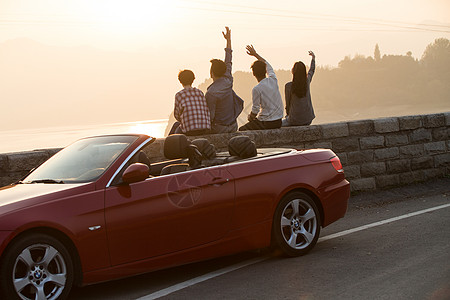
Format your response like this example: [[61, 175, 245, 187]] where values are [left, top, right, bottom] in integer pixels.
[[191, 138, 216, 159], [228, 135, 257, 159], [160, 134, 203, 175]]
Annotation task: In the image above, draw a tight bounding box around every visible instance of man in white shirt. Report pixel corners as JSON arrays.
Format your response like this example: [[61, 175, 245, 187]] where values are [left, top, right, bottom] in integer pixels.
[[239, 45, 284, 131]]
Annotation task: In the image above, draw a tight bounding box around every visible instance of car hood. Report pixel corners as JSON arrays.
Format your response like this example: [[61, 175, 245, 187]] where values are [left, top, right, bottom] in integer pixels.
[[0, 183, 93, 211]]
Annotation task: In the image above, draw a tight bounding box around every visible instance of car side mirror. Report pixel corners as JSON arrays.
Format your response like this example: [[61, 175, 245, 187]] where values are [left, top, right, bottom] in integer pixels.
[[122, 163, 149, 184]]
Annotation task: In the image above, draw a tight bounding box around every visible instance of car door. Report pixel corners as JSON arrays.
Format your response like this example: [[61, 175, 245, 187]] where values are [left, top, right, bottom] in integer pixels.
[[104, 165, 234, 266]]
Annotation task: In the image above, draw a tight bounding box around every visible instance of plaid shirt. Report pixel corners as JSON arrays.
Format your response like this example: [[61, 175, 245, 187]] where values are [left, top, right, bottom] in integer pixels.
[[174, 87, 211, 133]]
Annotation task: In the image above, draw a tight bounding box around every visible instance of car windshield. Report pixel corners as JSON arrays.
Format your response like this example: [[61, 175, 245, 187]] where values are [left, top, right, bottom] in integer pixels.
[[23, 135, 139, 184]]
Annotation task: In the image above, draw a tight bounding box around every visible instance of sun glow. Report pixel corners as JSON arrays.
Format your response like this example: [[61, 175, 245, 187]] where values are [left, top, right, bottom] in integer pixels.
[[128, 121, 167, 138], [83, 0, 178, 35]]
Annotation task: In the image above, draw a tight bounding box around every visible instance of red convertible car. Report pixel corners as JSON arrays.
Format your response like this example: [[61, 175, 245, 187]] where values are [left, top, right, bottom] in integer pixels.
[[0, 133, 349, 299]]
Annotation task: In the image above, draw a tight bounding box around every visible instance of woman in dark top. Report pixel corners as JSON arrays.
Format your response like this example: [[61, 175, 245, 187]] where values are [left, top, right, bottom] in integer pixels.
[[282, 51, 316, 126]]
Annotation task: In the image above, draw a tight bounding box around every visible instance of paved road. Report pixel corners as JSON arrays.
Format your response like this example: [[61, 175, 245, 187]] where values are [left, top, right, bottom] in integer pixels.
[[70, 179, 450, 300]]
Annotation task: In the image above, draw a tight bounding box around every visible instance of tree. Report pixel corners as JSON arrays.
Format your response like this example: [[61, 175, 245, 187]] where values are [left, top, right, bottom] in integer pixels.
[[420, 38, 450, 74], [374, 44, 381, 62]]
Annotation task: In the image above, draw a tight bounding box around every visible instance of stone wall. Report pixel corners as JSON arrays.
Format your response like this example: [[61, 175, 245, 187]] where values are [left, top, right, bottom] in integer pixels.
[[1, 112, 449, 192]]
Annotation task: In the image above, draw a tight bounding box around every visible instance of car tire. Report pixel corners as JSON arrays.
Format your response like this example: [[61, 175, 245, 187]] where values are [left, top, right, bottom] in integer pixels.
[[272, 192, 321, 257], [0, 233, 74, 300]]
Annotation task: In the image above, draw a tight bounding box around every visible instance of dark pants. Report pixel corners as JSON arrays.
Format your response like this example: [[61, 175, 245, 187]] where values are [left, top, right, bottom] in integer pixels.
[[211, 121, 238, 134], [169, 122, 210, 136], [239, 119, 282, 131]]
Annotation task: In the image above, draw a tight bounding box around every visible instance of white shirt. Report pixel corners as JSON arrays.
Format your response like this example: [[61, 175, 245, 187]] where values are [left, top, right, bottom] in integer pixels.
[[251, 61, 284, 121]]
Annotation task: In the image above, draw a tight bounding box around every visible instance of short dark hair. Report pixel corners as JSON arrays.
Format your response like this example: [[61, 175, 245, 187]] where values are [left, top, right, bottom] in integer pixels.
[[178, 70, 195, 86], [210, 59, 227, 78], [251, 60, 266, 78]]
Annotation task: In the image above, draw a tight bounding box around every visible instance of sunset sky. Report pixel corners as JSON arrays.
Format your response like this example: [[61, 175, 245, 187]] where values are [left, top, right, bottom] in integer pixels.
[[0, 0, 449, 132]]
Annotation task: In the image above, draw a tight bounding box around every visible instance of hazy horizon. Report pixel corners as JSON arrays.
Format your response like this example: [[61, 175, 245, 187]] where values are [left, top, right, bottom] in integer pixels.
[[1, 0, 449, 132]]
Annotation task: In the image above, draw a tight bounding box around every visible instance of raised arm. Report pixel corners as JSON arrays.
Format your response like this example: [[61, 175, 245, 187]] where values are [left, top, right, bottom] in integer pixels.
[[246, 45, 277, 79], [246, 45, 265, 62], [308, 51, 316, 82], [223, 26, 231, 50], [223, 27, 232, 79]]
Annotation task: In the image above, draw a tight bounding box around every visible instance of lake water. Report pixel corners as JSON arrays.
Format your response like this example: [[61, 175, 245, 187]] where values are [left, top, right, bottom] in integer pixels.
[[0, 119, 168, 154]]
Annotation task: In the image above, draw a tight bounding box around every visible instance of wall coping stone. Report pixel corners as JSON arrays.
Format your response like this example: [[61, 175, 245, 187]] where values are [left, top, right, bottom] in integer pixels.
[[399, 115, 423, 130], [374, 117, 399, 133]]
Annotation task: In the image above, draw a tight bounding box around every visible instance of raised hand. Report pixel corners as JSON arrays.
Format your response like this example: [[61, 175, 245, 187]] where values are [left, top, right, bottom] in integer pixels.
[[246, 45, 258, 57], [222, 27, 231, 41], [308, 51, 315, 59]]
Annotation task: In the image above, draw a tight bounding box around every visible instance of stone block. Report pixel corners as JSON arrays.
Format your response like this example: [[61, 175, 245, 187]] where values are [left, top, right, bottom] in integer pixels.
[[423, 168, 444, 180], [304, 142, 332, 150], [445, 112, 450, 126], [374, 117, 399, 133], [258, 128, 303, 147], [0, 174, 14, 187], [203, 132, 236, 150], [336, 152, 348, 166], [385, 134, 409, 146], [7, 151, 50, 172], [343, 165, 360, 179], [424, 141, 446, 155], [434, 153, 450, 167], [260, 129, 287, 146], [347, 150, 374, 164], [400, 145, 424, 158], [399, 115, 422, 130], [293, 126, 322, 143], [272, 128, 298, 145], [45, 148, 62, 157], [244, 131, 266, 148], [348, 120, 374, 136], [321, 123, 349, 139], [291, 143, 305, 150], [350, 178, 376, 192], [374, 147, 400, 160], [360, 136, 385, 149], [411, 157, 433, 170], [331, 137, 360, 152], [432, 128, 449, 141], [409, 128, 432, 143], [361, 162, 386, 176], [376, 174, 400, 189], [423, 113, 445, 128], [0, 154, 7, 172], [386, 159, 411, 174], [399, 171, 425, 185], [0, 171, 27, 187]]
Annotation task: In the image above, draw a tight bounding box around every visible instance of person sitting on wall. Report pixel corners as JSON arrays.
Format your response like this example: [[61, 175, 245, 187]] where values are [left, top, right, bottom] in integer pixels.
[[205, 26, 244, 134], [239, 45, 284, 131], [169, 69, 211, 136], [282, 51, 316, 127]]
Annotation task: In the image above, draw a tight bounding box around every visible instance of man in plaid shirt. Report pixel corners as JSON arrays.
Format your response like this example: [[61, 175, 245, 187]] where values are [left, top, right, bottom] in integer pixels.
[[170, 70, 211, 136]]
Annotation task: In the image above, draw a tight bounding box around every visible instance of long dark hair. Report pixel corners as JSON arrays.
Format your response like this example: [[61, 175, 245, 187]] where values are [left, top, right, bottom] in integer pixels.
[[291, 61, 307, 98]]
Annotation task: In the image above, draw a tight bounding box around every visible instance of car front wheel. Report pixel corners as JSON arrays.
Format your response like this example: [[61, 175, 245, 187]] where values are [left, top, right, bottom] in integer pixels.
[[272, 192, 321, 256], [0, 233, 74, 300]]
